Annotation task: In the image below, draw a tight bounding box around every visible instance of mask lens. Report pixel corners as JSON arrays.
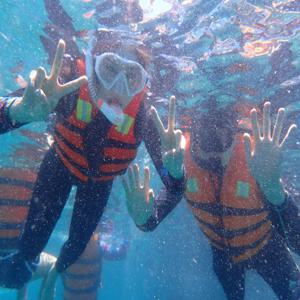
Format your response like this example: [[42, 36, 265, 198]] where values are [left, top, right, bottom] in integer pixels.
[[95, 53, 147, 98], [192, 113, 235, 154], [125, 63, 146, 95], [95, 53, 119, 89]]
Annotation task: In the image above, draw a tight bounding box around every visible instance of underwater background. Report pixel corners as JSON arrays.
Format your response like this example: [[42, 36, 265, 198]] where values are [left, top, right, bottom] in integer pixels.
[[1, 0, 300, 299]]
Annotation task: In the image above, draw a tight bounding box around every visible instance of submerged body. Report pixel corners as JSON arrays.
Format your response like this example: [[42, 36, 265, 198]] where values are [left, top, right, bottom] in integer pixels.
[[129, 102, 300, 300], [0, 30, 185, 292]]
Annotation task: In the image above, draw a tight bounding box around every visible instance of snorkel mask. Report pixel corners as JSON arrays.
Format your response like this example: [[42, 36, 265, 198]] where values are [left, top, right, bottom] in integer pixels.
[[94, 52, 148, 99], [191, 103, 238, 162], [86, 29, 149, 125]]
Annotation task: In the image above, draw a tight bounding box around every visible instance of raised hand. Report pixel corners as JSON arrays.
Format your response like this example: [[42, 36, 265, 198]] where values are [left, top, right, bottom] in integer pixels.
[[150, 95, 185, 179], [9, 40, 87, 124], [122, 164, 154, 226], [243, 102, 296, 205]]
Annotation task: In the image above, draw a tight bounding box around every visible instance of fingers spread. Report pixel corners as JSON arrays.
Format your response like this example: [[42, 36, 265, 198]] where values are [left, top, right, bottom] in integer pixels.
[[133, 164, 140, 189], [175, 130, 183, 150], [150, 106, 165, 137], [144, 167, 150, 202], [280, 124, 297, 148], [250, 108, 261, 143], [179, 134, 186, 152], [243, 133, 252, 164], [34, 67, 46, 90], [272, 108, 285, 145], [50, 39, 65, 80], [262, 102, 271, 139], [29, 70, 37, 87], [167, 95, 176, 132], [59, 76, 88, 97], [23, 71, 36, 98], [128, 166, 135, 190]]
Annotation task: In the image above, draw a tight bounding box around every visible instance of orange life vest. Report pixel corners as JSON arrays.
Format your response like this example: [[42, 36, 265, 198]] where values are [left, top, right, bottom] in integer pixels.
[[63, 232, 102, 300], [184, 131, 272, 263], [0, 168, 36, 254], [53, 58, 146, 182]]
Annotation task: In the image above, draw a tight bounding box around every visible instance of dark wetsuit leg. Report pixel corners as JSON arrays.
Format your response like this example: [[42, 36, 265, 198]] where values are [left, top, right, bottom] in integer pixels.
[[254, 236, 300, 300], [19, 148, 73, 260], [55, 180, 112, 272], [212, 247, 246, 300]]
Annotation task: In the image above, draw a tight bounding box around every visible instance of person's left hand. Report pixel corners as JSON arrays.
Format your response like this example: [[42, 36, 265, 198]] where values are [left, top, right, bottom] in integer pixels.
[[243, 102, 296, 205], [9, 40, 87, 124], [150, 95, 185, 179], [122, 164, 154, 226]]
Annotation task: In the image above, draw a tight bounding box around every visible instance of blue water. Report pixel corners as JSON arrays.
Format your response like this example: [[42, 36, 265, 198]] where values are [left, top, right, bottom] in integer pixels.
[[1, 0, 300, 299]]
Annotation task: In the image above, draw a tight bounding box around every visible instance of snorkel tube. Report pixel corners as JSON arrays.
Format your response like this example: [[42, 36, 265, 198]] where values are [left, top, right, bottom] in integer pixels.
[[86, 29, 98, 103], [86, 29, 126, 125]]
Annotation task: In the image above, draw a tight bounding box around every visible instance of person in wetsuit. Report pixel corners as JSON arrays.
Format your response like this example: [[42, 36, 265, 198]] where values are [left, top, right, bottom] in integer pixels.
[[61, 217, 130, 300], [0, 43, 86, 298], [0, 167, 57, 300], [123, 99, 300, 300], [0, 29, 186, 295]]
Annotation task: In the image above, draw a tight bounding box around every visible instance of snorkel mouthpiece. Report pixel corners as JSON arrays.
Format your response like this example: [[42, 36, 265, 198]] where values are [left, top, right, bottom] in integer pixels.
[[97, 99, 125, 125]]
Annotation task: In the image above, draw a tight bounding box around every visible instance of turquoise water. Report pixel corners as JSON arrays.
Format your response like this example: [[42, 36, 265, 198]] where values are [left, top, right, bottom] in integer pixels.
[[1, 0, 300, 299]]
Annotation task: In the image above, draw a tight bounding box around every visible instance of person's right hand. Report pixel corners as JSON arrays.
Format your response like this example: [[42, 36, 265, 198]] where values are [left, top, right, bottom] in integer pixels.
[[122, 164, 154, 226], [9, 39, 87, 124], [243, 102, 296, 205]]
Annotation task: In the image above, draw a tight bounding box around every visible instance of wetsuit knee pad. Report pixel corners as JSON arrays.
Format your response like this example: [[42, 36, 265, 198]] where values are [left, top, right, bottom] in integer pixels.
[[0, 252, 39, 289]]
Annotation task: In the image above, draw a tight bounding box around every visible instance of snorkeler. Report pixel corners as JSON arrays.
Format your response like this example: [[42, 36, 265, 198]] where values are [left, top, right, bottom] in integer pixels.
[[0, 28, 185, 291], [0, 167, 57, 300], [0, 44, 85, 295], [124, 100, 300, 300], [0, 43, 85, 296], [60, 218, 129, 300], [0, 41, 86, 135], [0, 124, 60, 300]]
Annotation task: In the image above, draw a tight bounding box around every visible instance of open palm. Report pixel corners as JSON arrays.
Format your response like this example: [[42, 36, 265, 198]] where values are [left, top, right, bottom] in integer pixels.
[[10, 40, 87, 124], [122, 164, 154, 226], [243, 102, 296, 205]]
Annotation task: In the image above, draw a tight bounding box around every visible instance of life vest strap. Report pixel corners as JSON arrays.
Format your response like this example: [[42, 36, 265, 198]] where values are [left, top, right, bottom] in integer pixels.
[[73, 258, 101, 265], [54, 145, 89, 182], [63, 281, 99, 294], [198, 222, 226, 247], [195, 213, 270, 239], [55, 124, 84, 150], [0, 178, 34, 189], [229, 229, 272, 255], [0, 222, 23, 230], [187, 199, 267, 216], [0, 199, 30, 207], [63, 271, 100, 280], [55, 136, 89, 168], [232, 232, 271, 263]]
